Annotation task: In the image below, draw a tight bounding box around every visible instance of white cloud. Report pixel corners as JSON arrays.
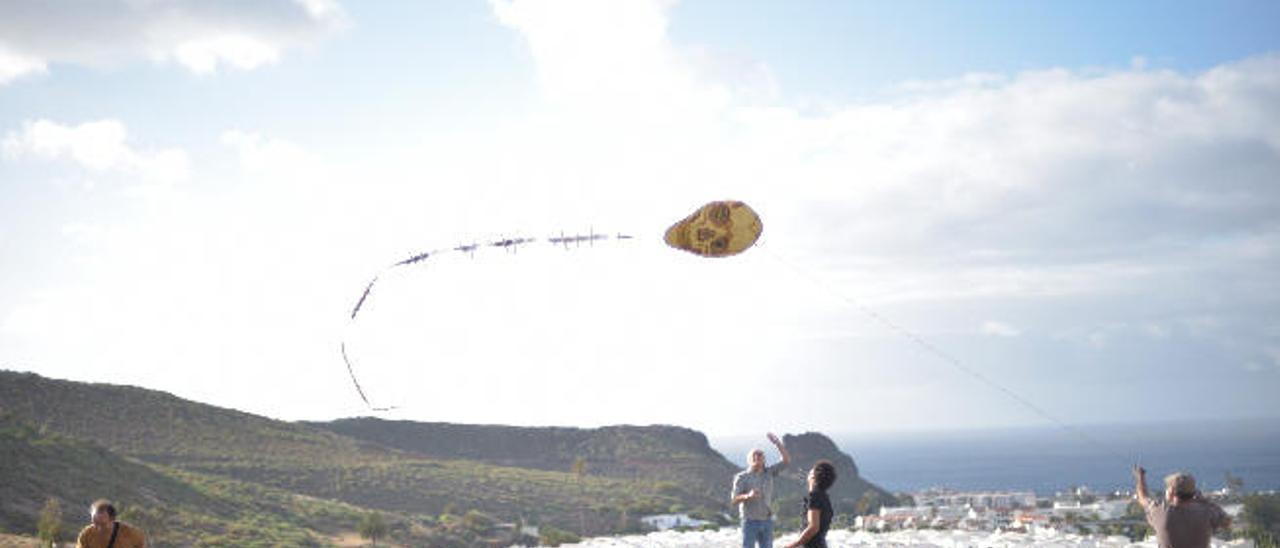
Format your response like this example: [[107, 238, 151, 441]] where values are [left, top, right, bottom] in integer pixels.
[[0, 0, 345, 82], [0, 44, 48, 84], [3, 119, 189, 184], [490, 0, 729, 120], [221, 129, 319, 178], [173, 35, 281, 75], [981, 321, 1021, 337]]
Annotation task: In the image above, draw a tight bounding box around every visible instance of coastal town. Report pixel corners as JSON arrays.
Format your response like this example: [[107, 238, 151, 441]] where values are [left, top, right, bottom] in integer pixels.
[[856, 485, 1248, 537], [633, 484, 1255, 539], [599, 485, 1270, 548]]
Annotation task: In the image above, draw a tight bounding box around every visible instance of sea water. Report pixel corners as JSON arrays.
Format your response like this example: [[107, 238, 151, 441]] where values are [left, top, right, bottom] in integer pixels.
[[713, 418, 1280, 495]]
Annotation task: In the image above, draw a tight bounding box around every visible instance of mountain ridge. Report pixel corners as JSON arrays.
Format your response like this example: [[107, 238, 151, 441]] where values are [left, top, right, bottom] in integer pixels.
[[1, 369, 896, 543]]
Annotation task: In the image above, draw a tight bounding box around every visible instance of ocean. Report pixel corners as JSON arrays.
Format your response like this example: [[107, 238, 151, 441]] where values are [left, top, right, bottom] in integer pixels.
[[712, 418, 1280, 496]]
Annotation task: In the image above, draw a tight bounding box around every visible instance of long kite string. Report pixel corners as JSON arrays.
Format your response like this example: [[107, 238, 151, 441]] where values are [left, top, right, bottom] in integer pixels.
[[758, 243, 1136, 466]]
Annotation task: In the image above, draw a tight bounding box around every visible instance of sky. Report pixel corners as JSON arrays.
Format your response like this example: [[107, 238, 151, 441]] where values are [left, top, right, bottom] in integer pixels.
[[1, 0, 1278, 438]]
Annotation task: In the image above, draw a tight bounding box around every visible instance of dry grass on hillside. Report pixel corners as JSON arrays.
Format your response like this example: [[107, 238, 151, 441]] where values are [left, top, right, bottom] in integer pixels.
[[0, 533, 40, 547]]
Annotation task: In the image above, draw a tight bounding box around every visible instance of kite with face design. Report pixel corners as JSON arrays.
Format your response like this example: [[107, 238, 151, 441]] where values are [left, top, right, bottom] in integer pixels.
[[663, 200, 763, 258]]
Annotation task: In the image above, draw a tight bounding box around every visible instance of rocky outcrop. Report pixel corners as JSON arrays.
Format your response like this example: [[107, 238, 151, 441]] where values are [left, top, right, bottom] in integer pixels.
[[775, 432, 896, 511]]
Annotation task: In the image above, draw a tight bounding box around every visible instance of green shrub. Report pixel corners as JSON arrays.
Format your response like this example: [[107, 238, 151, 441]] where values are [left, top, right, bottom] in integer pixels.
[[538, 525, 580, 546], [1242, 494, 1280, 548]]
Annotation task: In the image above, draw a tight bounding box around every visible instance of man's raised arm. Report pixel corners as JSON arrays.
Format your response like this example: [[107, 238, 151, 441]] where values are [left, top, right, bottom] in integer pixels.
[[1133, 465, 1151, 507], [768, 432, 790, 467]]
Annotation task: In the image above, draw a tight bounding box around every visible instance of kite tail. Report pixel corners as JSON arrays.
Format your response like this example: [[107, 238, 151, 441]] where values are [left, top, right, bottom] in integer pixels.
[[340, 230, 644, 412], [340, 341, 394, 412], [351, 277, 378, 320]]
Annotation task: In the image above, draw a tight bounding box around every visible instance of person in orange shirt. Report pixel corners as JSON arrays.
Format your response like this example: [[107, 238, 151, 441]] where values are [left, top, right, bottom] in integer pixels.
[[76, 499, 147, 548]]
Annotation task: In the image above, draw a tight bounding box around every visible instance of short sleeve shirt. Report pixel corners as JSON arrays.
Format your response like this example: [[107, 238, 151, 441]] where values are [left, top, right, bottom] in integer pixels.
[[77, 521, 146, 548], [802, 490, 833, 548], [1144, 498, 1229, 548], [732, 461, 787, 521]]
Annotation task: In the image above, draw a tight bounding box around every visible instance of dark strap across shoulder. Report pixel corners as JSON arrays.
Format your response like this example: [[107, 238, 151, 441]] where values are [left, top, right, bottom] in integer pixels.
[[107, 521, 120, 548]]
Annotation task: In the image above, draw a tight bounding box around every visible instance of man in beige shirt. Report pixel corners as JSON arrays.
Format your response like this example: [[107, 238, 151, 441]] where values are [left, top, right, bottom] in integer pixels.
[[731, 433, 791, 548], [76, 499, 147, 548], [1133, 467, 1231, 548]]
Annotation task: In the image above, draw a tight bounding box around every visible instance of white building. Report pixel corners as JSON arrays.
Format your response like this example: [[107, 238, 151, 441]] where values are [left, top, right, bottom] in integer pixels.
[[641, 514, 710, 531], [913, 489, 1037, 510], [879, 504, 971, 520], [1051, 499, 1131, 520]]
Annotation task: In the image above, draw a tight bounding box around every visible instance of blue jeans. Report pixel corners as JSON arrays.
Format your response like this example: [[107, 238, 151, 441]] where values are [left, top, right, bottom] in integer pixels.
[[741, 519, 773, 548]]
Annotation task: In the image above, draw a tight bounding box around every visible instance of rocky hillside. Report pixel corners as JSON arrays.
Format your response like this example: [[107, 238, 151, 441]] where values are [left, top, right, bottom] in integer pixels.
[[778, 432, 897, 512], [0, 372, 712, 538], [0, 370, 898, 543], [310, 418, 740, 501], [0, 371, 382, 465], [0, 412, 370, 546]]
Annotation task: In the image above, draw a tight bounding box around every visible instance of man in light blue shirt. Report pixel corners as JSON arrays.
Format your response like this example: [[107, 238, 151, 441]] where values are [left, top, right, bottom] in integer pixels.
[[731, 432, 791, 548]]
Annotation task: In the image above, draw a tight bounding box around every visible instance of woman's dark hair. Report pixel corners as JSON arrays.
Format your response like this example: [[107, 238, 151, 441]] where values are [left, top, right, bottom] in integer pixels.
[[813, 460, 837, 492]]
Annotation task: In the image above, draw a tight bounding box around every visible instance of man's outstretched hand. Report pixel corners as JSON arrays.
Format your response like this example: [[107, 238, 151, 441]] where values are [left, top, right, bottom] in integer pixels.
[[1132, 465, 1146, 481]]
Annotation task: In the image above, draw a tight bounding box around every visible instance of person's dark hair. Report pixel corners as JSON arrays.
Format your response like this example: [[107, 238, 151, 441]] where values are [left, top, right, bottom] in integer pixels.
[[813, 460, 837, 492], [1165, 473, 1197, 502], [91, 499, 117, 519]]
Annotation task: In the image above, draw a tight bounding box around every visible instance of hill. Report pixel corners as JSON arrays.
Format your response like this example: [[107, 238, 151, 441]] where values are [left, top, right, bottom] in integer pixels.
[[309, 418, 739, 502], [0, 371, 381, 465], [0, 412, 370, 546], [0, 407, 557, 547], [0, 370, 898, 542], [308, 419, 897, 517], [776, 432, 897, 514], [0, 412, 205, 538], [0, 372, 698, 536]]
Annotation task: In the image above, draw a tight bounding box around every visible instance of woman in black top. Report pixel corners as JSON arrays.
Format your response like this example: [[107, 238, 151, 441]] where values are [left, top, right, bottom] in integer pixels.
[[786, 460, 837, 548]]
